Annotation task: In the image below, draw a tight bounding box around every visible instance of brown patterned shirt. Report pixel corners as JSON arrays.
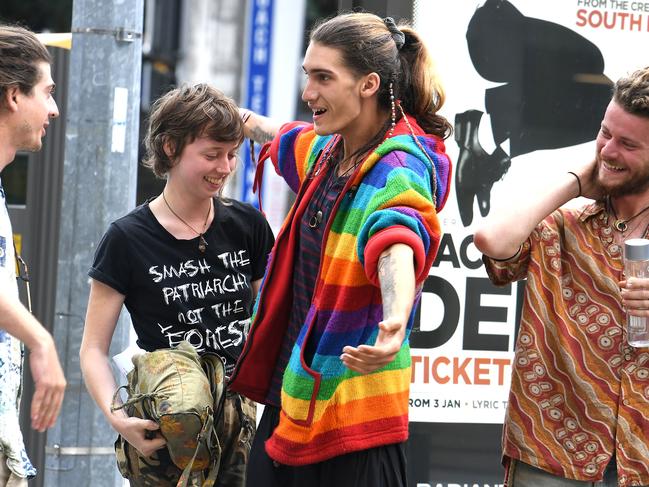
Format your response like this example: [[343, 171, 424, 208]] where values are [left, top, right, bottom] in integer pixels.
[[484, 201, 649, 487]]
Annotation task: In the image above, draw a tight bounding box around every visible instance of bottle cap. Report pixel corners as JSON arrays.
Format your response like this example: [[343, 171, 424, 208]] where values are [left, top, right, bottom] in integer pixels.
[[625, 238, 649, 261]]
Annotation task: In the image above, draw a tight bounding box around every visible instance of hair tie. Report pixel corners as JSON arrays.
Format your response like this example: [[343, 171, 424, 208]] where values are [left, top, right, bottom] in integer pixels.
[[383, 17, 405, 51]]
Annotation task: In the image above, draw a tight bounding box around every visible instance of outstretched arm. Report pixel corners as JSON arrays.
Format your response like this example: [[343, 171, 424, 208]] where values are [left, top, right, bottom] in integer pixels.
[[0, 293, 66, 431], [341, 243, 415, 374], [473, 159, 602, 260]]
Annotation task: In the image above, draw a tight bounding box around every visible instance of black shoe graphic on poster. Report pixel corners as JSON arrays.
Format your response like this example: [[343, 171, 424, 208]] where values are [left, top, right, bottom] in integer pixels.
[[455, 0, 612, 227], [455, 110, 511, 227]]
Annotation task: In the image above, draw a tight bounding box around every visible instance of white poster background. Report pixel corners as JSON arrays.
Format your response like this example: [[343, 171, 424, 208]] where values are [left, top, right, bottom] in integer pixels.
[[411, 0, 648, 424]]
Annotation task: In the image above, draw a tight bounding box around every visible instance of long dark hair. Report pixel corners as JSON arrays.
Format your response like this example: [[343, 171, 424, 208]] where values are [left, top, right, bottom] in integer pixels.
[[310, 12, 452, 141]]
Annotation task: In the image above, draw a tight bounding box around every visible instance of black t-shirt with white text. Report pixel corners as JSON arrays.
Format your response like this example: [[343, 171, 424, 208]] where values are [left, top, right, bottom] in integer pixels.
[[89, 198, 274, 376]]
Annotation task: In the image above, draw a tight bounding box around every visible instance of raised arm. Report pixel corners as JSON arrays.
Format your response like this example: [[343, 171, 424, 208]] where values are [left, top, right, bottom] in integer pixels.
[[0, 292, 66, 431], [473, 160, 601, 260], [239, 108, 283, 146], [341, 243, 415, 374], [80, 279, 166, 457]]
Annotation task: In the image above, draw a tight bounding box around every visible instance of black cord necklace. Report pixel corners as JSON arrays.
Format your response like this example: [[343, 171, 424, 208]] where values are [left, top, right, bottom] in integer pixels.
[[162, 191, 212, 252], [309, 152, 342, 229], [308, 146, 360, 229], [609, 196, 649, 233]]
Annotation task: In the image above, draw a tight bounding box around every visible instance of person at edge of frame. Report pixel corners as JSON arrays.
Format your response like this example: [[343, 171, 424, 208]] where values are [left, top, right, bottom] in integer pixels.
[[0, 23, 66, 487], [474, 66, 649, 487]]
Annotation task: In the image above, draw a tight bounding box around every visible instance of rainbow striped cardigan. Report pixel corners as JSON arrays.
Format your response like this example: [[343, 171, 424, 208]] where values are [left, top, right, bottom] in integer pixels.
[[230, 116, 451, 465]]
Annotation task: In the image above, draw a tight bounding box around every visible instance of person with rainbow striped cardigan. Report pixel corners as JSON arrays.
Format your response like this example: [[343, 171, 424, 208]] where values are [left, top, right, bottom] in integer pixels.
[[232, 12, 452, 487]]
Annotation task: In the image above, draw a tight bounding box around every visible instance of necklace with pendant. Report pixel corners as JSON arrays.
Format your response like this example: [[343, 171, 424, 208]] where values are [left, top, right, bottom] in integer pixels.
[[308, 140, 364, 229], [609, 197, 649, 233], [162, 191, 212, 252]]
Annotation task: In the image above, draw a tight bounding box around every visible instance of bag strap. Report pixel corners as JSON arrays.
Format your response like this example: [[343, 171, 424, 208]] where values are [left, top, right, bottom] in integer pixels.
[[175, 407, 220, 487], [199, 444, 220, 487], [176, 354, 225, 487], [126, 437, 142, 477], [110, 385, 130, 412], [110, 386, 164, 414], [2, 181, 33, 314], [251, 141, 272, 213], [13, 246, 33, 313], [200, 353, 227, 422]]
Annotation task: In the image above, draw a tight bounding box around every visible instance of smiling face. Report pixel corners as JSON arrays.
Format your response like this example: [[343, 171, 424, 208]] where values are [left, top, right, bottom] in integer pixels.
[[168, 136, 239, 199], [301, 42, 368, 138], [13, 62, 59, 153], [595, 100, 649, 197]]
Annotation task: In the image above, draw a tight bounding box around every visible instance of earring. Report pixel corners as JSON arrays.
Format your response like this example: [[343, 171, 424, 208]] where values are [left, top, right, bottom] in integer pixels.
[[388, 81, 396, 137]]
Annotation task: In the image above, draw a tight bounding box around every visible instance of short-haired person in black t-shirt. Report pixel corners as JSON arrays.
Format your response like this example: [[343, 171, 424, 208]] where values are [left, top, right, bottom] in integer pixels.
[[79, 84, 274, 487]]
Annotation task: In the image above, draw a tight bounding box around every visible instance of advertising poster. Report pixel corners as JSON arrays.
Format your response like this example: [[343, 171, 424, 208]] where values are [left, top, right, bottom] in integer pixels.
[[409, 1, 648, 486]]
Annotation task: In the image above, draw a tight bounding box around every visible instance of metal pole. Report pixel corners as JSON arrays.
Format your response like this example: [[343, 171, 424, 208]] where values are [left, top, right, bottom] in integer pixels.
[[43, 0, 143, 485]]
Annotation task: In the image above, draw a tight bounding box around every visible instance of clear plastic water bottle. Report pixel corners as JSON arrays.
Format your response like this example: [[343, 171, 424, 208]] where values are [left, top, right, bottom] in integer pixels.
[[624, 238, 649, 347]]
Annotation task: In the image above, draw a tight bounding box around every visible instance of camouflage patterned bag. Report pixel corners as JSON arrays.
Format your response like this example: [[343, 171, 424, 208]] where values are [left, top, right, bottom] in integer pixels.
[[111, 341, 226, 487]]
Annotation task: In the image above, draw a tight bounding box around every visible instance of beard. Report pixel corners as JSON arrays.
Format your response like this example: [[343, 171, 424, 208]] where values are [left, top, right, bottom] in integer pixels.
[[598, 156, 649, 197]]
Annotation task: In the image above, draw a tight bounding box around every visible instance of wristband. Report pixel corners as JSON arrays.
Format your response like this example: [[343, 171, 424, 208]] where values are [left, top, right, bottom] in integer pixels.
[[567, 171, 582, 198]]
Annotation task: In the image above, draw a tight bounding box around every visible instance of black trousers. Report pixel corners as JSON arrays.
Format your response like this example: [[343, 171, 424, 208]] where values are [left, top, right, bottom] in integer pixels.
[[246, 405, 407, 487]]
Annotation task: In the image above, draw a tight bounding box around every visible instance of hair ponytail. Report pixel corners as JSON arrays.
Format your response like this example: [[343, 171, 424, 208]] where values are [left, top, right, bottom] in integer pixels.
[[397, 27, 452, 139], [310, 13, 451, 140]]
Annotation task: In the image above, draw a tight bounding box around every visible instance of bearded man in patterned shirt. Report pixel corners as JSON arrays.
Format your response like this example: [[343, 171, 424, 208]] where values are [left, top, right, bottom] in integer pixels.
[[474, 66, 649, 487]]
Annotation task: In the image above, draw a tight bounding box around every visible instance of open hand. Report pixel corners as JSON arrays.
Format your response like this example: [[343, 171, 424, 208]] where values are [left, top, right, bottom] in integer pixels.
[[340, 317, 406, 374]]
